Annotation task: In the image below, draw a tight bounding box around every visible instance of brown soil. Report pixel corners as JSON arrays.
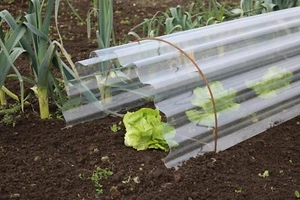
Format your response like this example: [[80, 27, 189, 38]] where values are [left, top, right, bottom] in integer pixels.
[[1, 1, 300, 200]]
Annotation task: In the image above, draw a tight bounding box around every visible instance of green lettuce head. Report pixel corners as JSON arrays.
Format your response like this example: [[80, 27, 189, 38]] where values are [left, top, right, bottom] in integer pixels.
[[247, 66, 293, 99], [186, 81, 240, 127], [123, 108, 175, 152]]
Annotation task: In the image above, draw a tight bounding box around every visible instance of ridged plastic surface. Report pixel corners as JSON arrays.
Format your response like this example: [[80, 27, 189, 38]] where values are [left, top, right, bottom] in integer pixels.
[[63, 7, 300, 168]]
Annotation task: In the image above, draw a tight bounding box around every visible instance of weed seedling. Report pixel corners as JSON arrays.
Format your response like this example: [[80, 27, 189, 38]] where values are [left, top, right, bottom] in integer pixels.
[[78, 173, 85, 180], [90, 166, 113, 194], [110, 121, 122, 133], [295, 190, 300, 198], [122, 176, 131, 184], [235, 187, 244, 193], [258, 170, 269, 178], [0, 103, 21, 127]]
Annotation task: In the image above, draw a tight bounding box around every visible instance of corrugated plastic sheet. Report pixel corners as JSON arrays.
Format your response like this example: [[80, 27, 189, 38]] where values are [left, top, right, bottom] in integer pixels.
[[63, 7, 300, 168]]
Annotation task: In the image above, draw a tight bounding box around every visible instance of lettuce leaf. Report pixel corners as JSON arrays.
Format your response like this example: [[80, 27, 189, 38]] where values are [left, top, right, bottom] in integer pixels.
[[123, 108, 176, 152], [186, 81, 240, 127], [246, 66, 293, 99]]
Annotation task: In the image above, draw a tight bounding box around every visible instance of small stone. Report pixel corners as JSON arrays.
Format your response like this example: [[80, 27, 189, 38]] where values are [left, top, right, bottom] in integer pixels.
[[34, 156, 41, 161], [101, 156, 109, 162], [111, 172, 123, 183], [173, 173, 181, 182], [116, 183, 126, 190], [161, 182, 172, 188], [152, 168, 163, 178], [133, 176, 140, 184], [110, 186, 121, 199], [10, 193, 20, 198]]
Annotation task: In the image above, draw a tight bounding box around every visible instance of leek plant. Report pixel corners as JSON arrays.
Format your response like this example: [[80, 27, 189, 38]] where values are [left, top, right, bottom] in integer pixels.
[[0, 18, 26, 110], [239, 0, 300, 16], [1, 0, 77, 119], [128, 0, 228, 39], [22, 0, 67, 119], [87, 0, 117, 105], [87, 0, 114, 49], [0, 89, 5, 107], [129, 0, 300, 39], [268, 0, 300, 10], [197, 0, 226, 25], [128, 5, 197, 38], [0, 86, 20, 107]]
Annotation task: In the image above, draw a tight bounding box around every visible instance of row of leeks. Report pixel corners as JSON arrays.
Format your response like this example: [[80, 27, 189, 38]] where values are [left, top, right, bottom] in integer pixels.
[[0, 0, 78, 119]]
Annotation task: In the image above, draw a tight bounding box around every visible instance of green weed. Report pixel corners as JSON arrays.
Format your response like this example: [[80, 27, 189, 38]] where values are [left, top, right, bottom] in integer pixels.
[[258, 170, 269, 178], [0, 103, 21, 127], [90, 166, 113, 194], [110, 121, 122, 133], [235, 187, 244, 193]]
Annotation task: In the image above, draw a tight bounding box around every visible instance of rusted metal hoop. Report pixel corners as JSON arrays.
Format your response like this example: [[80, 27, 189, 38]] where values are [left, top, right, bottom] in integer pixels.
[[136, 37, 219, 152]]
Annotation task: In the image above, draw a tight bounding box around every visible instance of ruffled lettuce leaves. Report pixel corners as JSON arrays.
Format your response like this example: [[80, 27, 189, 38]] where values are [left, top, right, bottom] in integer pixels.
[[123, 108, 176, 152], [246, 66, 293, 99], [186, 81, 240, 127]]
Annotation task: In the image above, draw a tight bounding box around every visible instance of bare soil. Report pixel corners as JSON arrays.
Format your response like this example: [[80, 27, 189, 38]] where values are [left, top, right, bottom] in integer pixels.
[[1, 1, 299, 200]]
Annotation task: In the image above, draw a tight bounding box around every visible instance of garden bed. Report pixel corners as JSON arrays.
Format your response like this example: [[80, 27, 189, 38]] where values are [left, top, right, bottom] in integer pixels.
[[0, 0, 299, 199]]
